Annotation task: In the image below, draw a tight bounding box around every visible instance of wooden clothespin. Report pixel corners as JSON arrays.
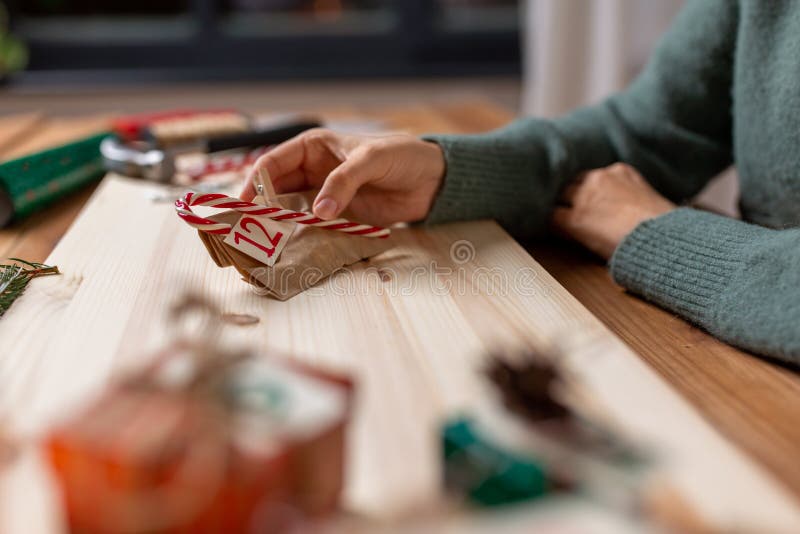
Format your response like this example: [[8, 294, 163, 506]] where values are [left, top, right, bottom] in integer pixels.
[[253, 167, 277, 206]]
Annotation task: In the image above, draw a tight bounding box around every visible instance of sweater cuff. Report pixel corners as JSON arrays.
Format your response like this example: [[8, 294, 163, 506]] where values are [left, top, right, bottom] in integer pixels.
[[420, 118, 574, 237], [609, 208, 754, 326], [421, 134, 529, 226]]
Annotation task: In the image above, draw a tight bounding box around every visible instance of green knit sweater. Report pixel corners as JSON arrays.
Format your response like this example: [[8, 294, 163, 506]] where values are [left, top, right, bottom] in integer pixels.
[[424, 0, 800, 364]]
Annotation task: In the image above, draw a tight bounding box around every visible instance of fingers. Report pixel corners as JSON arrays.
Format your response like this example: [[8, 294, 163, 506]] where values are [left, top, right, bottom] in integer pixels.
[[312, 145, 388, 220], [241, 168, 312, 201], [272, 169, 307, 194], [241, 136, 306, 198], [241, 128, 359, 202], [256, 135, 308, 181], [239, 128, 391, 220]]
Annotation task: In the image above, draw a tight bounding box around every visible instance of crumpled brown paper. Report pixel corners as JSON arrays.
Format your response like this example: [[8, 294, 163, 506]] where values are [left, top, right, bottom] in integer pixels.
[[197, 190, 392, 300]]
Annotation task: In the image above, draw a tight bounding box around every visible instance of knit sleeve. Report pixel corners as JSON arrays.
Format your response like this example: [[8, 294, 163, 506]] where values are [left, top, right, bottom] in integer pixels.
[[610, 208, 800, 364], [422, 118, 574, 237], [423, 0, 738, 238]]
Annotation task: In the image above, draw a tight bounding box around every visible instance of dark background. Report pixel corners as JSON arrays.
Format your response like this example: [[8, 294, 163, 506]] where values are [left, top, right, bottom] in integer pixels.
[[5, 0, 521, 85]]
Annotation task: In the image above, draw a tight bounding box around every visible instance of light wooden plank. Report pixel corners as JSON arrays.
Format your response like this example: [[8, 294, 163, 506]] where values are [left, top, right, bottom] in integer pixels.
[[0, 175, 799, 532], [2, 102, 800, 530]]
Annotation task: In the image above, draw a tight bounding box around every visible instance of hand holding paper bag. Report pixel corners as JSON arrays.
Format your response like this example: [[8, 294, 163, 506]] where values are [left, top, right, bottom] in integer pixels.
[[177, 170, 393, 300]]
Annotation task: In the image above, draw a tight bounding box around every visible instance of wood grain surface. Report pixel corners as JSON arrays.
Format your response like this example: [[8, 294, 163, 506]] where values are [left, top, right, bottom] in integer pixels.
[[0, 103, 799, 532], [3, 173, 799, 532], [392, 102, 800, 505]]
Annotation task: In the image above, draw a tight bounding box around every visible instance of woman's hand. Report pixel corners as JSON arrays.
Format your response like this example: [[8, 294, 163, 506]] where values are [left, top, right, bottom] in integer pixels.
[[552, 163, 676, 259], [241, 128, 446, 226]]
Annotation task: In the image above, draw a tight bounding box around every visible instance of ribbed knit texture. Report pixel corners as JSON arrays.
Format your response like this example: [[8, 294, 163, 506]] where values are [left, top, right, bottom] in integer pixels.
[[423, 120, 575, 237], [422, 0, 800, 363], [612, 209, 800, 362], [610, 209, 745, 323]]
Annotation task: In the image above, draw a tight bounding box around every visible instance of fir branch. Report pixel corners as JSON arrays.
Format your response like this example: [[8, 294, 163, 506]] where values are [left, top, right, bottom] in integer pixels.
[[0, 258, 59, 317]]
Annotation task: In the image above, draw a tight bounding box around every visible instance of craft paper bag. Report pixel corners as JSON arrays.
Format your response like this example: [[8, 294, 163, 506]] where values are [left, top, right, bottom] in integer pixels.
[[197, 191, 392, 300]]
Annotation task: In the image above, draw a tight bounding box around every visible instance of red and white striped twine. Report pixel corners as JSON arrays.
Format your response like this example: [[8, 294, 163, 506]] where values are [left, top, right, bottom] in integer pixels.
[[174, 192, 391, 238]]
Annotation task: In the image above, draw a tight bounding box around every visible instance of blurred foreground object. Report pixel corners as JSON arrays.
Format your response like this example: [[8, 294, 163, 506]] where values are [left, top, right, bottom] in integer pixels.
[[443, 350, 653, 516], [44, 295, 353, 533], [485, 351, 651, 464], [443, 418, 567, 507], [0, 3, 27, 80]]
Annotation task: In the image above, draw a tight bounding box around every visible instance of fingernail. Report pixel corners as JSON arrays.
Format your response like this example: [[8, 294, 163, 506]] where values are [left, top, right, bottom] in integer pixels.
[[314, 198, 338, 220]]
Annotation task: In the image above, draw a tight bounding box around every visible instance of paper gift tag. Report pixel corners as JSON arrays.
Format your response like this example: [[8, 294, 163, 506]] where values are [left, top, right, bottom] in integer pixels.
[[224, 214, 295, 266]]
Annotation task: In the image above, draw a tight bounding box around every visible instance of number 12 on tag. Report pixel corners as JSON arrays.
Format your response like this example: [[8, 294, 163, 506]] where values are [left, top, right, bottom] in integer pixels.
[[224, 215, 295, 267]]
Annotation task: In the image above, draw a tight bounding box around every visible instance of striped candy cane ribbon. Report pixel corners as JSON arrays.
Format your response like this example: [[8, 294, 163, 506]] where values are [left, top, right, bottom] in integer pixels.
[[174, 192, 391, 238]]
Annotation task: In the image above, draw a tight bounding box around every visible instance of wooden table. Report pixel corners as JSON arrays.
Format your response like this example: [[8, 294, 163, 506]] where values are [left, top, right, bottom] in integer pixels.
[[2, 102, 800, 530]]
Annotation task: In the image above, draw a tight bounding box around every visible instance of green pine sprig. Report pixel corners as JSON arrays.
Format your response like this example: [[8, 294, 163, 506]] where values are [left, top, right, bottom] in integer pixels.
[[0, 258, 59, 317]]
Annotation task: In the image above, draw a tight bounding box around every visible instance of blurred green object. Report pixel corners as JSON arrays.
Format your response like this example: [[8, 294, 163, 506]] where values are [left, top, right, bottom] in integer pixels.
[[0, 132, 110, 227], [442, 418, 552, 507], [0, 2, 28, 78]]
